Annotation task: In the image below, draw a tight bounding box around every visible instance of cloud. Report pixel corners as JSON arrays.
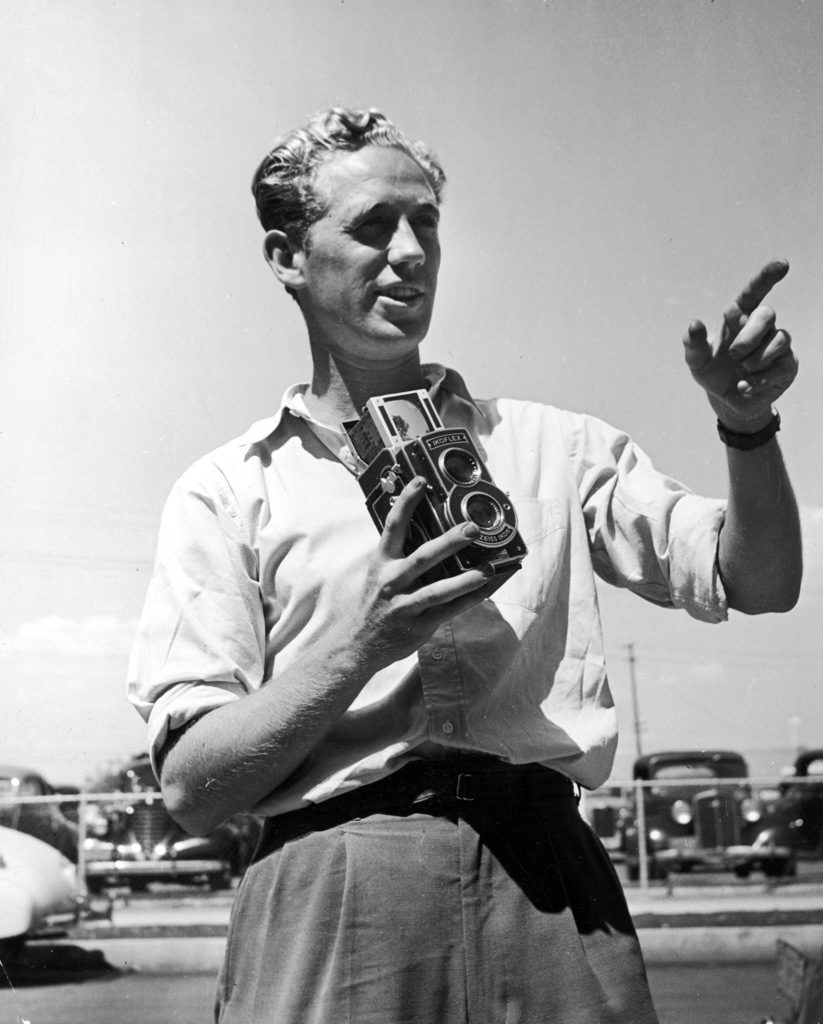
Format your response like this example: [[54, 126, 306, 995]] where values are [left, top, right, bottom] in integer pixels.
[[683, 659, 727, 685], [0, 614, 138, 658], [0, 615, 145, 785]]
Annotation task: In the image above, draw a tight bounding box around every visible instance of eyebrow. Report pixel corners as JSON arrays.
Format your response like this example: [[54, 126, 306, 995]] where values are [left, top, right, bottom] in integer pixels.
[[347, 198, 441, 222]]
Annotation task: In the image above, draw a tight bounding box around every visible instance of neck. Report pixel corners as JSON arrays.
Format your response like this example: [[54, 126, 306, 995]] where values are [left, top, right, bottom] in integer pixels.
[[304, 345, 427, 425]]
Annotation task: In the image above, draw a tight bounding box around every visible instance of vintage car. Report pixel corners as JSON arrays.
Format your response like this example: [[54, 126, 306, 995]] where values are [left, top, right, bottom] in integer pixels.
[[622, 750, 796, 880], [0, 764, 79, 863], [580, 784, 630, 858], [83, 753, 261, 893], [0, 824, 84, 961], [758, 748, 823, 858]]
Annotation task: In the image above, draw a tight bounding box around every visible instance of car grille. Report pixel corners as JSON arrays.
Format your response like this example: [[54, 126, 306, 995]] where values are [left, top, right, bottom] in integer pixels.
[[693, 789, 741, 848], [130, 798, 174, 853], [591, 805, 618, 839]]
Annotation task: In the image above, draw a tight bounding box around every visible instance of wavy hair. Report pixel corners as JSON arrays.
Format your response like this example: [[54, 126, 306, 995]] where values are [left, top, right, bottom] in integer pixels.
[[251, 107, 447, 250]]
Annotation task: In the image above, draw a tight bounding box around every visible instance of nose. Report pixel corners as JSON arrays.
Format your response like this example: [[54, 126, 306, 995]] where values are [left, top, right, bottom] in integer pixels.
[[388, 216, 425, 267]]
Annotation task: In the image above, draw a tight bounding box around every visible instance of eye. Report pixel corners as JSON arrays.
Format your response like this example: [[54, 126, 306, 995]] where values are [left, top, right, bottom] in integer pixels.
[[413, 211, 439, 232], [361, 213, 389, 229], [351, 213, 393, 242]]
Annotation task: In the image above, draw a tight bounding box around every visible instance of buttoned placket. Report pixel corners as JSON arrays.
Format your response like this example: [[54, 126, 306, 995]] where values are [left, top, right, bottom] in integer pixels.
[[289, 387, 472, 747], [417, 621, 467, 744]]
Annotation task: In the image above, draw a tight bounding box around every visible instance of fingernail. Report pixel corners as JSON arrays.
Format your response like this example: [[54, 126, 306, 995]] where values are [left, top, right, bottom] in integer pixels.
[[462, 523, 480, 539]]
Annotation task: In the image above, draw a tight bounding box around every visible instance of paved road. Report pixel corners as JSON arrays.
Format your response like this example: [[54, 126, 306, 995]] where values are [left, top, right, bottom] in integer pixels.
[[0, 954, 792, 1024], [3, 868, 818, 1022]]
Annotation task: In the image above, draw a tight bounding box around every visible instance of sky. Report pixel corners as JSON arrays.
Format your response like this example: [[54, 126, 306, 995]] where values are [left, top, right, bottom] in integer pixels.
[[2, 0, 822, 786]]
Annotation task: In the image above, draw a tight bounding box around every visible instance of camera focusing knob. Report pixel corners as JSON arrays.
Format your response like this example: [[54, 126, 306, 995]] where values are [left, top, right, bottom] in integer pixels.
[[380, 467, 401, 495]]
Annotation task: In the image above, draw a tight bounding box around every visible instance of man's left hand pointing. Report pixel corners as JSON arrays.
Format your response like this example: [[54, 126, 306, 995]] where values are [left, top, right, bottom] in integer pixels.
[[682, 258, 798, 432]]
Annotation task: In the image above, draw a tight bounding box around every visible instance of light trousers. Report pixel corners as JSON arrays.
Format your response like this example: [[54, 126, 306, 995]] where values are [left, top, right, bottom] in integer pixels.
[[215, 760, 659, 1024]]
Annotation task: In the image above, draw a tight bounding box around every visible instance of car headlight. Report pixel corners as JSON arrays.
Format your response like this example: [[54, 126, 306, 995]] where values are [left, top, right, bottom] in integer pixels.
[[741, 798, 761, 823], [85, 808, 110, 837], [671, 800, 692, 826]]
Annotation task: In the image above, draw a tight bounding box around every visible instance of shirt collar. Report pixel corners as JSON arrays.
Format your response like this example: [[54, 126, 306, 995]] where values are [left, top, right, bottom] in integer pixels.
[[234, 363, 479, 450]]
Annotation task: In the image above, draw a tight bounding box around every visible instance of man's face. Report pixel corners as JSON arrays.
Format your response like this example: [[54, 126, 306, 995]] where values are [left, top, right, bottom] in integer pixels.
[[292, 145, 441, 363]]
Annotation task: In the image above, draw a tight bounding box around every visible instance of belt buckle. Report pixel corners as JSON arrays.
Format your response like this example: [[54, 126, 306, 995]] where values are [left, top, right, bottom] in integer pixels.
[[455, 773, 475, 802]]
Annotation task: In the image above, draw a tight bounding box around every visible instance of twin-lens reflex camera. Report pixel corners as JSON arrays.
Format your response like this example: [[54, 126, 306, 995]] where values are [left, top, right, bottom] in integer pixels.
[[342, 390, 527, 583]]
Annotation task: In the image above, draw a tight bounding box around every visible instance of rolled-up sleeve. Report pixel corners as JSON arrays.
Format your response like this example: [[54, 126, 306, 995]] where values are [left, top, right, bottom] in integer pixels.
[[561, 411, 728, 623], [127, 461, 265, 770]]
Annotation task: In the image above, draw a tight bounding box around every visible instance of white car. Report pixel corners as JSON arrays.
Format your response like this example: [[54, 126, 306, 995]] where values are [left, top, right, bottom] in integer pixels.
[[0, 824, 83, 960]]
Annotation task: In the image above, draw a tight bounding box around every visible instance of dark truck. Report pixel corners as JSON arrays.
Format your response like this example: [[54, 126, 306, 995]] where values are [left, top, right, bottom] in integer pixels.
[[622, 750, 796, 880], [759, 748, 823, 858]]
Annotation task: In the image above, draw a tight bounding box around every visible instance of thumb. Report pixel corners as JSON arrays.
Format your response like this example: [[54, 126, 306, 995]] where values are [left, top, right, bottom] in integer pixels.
[[682, 319, 711, 373]]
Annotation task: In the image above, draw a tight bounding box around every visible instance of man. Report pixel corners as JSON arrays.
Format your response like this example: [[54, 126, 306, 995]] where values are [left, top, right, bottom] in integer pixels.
[[128, 107, 802, 1023]]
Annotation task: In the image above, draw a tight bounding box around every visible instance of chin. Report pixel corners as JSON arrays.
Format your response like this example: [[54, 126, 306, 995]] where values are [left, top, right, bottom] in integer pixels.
[[364, 318, 430, 352]]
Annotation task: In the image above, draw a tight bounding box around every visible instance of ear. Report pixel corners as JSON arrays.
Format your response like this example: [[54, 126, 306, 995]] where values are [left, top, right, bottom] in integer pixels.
[[263, 230, 307, 291]]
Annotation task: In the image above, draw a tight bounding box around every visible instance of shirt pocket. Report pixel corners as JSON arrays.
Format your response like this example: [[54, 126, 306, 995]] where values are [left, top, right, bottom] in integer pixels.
[[512, 495, 564, 543], [495, 495, 568, 614]]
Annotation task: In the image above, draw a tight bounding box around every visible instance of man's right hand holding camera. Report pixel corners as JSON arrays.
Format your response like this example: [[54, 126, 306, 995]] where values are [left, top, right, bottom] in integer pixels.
[[350, 475, 497, 671], [158, 476, 492, 837]]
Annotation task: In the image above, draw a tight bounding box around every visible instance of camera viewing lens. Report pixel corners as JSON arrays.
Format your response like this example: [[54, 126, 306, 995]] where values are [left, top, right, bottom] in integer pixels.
[[464, 493, 504, 531], [441, 449, 480, 486]]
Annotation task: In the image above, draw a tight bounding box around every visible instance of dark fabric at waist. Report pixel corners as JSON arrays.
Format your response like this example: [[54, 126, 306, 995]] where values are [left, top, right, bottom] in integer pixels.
[[253, 756, 577, 863]]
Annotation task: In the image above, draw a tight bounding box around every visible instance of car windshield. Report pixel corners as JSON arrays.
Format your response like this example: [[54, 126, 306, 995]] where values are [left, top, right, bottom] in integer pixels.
[[653, 766, 719, 780], [646, 761, 747, 796]]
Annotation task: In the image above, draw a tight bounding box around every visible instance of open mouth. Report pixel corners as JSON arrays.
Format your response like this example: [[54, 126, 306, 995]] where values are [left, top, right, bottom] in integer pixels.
[[378, 285, 425, 303]]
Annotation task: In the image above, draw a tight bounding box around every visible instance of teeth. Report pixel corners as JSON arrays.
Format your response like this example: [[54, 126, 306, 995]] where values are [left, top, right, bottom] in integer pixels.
[[384, 287, 420, 299]]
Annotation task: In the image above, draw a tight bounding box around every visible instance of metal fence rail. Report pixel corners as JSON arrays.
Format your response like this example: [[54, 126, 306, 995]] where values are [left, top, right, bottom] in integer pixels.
[[3, 775, 820, 892], [1, 790, 174, 889]]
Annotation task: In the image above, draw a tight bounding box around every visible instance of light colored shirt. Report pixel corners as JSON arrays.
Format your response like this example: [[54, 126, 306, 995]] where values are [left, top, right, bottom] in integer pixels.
[[127, 365, 727, 813]]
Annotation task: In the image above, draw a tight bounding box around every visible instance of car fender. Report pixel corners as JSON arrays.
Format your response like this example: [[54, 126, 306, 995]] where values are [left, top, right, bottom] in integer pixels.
[[0, 876, 35, 939], [169, 835, 229, 860], [0, 824, 81, 933], [752, 823, 798, 851]]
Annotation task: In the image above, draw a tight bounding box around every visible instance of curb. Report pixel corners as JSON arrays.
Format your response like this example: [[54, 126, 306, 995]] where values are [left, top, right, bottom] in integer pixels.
[[638, 924, 823, 964], [49, 922, 823, 974]]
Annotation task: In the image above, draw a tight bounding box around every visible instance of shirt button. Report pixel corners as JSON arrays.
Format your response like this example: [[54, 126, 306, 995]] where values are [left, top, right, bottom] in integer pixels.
[[441, 720, 455, 735], [431, 648, 445, 662]]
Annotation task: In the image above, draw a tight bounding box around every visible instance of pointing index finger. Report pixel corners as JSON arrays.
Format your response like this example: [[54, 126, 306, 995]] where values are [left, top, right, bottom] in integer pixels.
[[732, 258, 790, 318]]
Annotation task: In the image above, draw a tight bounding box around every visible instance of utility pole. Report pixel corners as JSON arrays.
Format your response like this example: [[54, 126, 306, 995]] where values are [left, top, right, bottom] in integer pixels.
[[626, 642, 643, 760], [789, 715, 801, 758]]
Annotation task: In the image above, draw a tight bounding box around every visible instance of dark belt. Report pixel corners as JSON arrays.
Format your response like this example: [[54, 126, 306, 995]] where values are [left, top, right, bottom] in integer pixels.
[[253, 756, 577, 863]]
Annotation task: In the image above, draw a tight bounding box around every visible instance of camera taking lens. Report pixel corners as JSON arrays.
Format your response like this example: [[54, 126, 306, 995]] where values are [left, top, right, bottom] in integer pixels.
[[464, 493, 504, 532]]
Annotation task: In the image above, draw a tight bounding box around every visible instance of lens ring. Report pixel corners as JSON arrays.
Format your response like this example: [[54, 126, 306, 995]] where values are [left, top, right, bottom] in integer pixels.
[[439, 448, 481, 487], [462, 492, 505, 532], [444, 481, 518, 548]]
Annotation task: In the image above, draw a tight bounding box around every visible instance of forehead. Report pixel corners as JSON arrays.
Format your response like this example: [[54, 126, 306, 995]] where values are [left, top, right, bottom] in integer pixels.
[[312, 146, 438, 217]]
